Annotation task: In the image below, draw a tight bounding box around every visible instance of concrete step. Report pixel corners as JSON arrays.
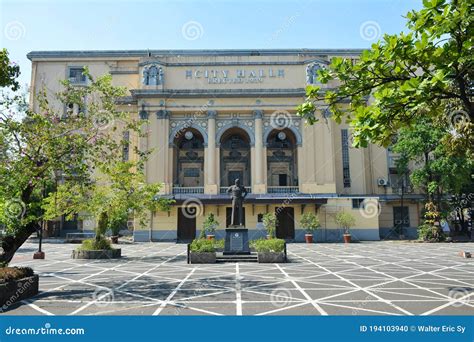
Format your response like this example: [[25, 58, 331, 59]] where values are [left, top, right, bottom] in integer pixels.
[[216, 258, 258, 263], [216, 253, 258, 263]]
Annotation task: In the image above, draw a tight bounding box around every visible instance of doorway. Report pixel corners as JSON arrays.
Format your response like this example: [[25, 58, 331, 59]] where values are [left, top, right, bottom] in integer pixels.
[[275, 207, 295, 239], [177, 207, 196, 241]]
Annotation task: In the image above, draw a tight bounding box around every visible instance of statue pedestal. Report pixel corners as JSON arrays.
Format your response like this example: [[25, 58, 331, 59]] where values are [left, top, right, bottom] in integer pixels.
[[224, 227, 250, 255]]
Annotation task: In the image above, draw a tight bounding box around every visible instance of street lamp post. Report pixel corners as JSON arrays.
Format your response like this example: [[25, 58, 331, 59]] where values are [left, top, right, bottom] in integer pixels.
[[33, 180, 46, 259]]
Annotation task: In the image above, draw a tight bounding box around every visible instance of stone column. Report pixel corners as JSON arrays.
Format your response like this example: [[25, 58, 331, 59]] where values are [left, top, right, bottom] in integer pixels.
[[253, 110, 266, 194], [204, 110, 218, 194], [156, 109, 171, 194], [138, 104, 149, 180]]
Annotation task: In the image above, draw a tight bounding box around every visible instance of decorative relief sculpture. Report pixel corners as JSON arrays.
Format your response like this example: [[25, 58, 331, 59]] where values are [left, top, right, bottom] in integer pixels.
[[305, 62, 325, 85], [142, 64, 164, 85]]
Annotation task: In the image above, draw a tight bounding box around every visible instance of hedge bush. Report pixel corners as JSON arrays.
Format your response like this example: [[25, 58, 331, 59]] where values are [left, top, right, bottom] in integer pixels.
[[417, 224, 445, 242], [0, 267, 34, 283], [252, 238, 285, 253], [79, 236, 112, 251], [190, 239, 215, 253]]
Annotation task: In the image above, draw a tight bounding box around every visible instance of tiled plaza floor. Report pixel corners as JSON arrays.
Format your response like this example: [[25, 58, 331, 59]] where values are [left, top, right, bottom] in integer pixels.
[[3, 241, 473, 316]]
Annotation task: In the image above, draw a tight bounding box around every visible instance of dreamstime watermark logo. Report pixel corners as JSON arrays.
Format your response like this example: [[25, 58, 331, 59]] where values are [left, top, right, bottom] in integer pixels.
[[358, 199, 381, 219], [359, 21, 381, 41], [270, 110, 293, 129], [181, 21, 204, 41], [0, 277, 36, 313], [448, 287, 472, 307], [181, 198, 204, 219], [4, 21, 26, 41], [270, 288, 293, 308], [447, 109, 470, 129], [92, 287, 115, 307], [4, 199, 26, 219], [5, 322, 85, 336], [92, 110, 114, 131]]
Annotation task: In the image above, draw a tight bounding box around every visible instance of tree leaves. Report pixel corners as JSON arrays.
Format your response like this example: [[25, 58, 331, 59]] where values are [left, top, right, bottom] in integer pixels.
[[296, 0, 473, 157]]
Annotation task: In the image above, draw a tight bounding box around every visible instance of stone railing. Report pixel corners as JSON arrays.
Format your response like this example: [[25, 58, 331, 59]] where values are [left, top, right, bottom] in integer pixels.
[[219, 186, 252, 194], [267, 186, 299, 194], [172, 187, 204, 194]]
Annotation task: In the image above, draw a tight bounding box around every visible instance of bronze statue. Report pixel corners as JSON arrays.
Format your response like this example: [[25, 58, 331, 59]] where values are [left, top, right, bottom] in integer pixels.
[[227, 178, 248, 226]]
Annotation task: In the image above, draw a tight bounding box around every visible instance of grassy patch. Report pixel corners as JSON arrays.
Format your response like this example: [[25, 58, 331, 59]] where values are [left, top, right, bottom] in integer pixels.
[[0, 267, 34, 283]]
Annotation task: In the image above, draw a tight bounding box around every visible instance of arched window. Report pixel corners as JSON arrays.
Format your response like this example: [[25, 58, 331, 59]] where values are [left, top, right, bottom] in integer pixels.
[[219, 127, 251, 188], [266, 128, 298, 187], [172, 128, 204, 187]]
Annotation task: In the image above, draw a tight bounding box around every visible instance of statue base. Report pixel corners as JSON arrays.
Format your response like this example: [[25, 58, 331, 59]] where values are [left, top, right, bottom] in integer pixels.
[[223, 227, 250, 255]]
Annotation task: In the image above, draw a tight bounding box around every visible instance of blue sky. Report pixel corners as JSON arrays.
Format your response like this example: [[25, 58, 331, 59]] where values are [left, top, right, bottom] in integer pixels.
[[1, 0, 421, 86]]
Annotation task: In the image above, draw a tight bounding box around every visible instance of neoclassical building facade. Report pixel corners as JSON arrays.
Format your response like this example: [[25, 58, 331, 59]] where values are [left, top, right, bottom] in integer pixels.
[[27, 49, 423, 242]]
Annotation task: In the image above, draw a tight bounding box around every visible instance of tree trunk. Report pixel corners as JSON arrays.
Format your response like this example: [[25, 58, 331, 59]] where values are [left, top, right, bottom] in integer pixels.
[[0, 222, 39, 266]]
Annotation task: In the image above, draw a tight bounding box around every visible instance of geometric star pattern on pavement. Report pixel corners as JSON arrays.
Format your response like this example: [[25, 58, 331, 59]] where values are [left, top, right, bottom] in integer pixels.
[[4, 241, 474, 316]]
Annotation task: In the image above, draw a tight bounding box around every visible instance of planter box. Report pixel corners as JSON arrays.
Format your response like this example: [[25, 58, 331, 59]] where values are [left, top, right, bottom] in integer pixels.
[[71, 248, 121, 259], [258, 252, 286, 263], [190, 252, 216, 264], [0, 275, 39, 309]]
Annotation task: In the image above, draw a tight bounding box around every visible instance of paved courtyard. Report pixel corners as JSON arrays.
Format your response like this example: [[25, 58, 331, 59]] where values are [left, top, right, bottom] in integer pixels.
[[3, 241, 474, 316]]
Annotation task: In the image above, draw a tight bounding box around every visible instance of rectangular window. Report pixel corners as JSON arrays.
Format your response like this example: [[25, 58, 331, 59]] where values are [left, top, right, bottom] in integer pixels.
[[68, 67, 86, 84], [122, 131, 130, 161], [341, 129, 351, 187], [352, 198, 364, 209]]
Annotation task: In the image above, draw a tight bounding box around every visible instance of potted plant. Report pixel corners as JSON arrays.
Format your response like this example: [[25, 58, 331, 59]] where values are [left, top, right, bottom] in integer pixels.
[[203, 213, 219, 240], [300, 212, 320, 243], [262, 213, 276, 239], [335, 211, 356, 243]]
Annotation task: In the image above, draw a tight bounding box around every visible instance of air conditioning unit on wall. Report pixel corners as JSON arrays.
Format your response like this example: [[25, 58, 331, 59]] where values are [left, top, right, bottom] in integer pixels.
[[377, 178, 388, 186]]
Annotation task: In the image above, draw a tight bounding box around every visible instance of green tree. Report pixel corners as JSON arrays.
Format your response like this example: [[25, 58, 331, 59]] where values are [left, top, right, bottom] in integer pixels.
[[0, 49, 20, 90], [334, 211, 356, 234], [297, 0, 473, 158], [299, 212, 320, 234], [42, 160, 173, 243], [262, 213, 277, 238], [0, 61, 166, 265], [392, 118, 473, 209]]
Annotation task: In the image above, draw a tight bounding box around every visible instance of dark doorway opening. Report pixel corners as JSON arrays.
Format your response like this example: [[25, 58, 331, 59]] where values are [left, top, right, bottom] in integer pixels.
[[177, 207, 196, 241], [278, 174, 288, 186], [275, 207, 295, 239]]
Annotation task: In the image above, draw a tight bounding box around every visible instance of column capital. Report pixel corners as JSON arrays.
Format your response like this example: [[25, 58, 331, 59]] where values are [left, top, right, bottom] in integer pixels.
[[253, 110, 263, 119], [156, 110, 170, 119], [207, 110, 217, 119]]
